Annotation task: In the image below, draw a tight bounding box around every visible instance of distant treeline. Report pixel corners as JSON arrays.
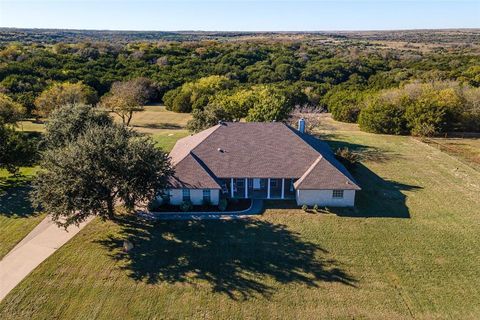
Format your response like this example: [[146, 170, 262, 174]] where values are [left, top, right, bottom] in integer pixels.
[[1, 28, 479, 44], [0, 35, 479, 135]]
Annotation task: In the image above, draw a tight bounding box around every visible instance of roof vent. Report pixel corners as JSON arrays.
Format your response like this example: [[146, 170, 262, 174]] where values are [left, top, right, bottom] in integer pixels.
[[298, 118, 306, 133], [218, 120, 225, 125], [217, 148, 224, 153]]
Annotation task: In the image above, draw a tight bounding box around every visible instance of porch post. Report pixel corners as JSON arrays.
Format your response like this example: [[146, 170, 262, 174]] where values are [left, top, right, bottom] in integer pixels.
[[231, 178, 234, 198], [245, 178, 248, 198], [267, 178, 271, 199], [281, 178, 285, 199]]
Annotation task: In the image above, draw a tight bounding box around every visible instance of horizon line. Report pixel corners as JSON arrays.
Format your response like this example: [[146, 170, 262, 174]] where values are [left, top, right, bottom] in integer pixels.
[[1, 27, 479, 33]]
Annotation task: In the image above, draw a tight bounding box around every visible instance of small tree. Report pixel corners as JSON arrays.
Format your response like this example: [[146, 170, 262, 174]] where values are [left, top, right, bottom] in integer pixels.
[[187, 103, 233, 133], [0, 124, 36, 174], [0, 93, 26, 124], [0, 94, 34, 174], [245, 86, 296, 122], [34, 82, 97, 118], [100, 78, 154, 126], [31, 124, 173, 227]]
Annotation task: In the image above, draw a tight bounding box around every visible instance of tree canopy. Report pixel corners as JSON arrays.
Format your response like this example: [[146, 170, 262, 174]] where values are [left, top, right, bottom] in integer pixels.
[[42, 103, 112, 149], [0, 93, 26, 124], [34, 82, 97, 118]]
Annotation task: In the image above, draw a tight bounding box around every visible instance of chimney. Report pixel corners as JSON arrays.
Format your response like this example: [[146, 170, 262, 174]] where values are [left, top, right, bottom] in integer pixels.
[[298, 118, 306, 133]]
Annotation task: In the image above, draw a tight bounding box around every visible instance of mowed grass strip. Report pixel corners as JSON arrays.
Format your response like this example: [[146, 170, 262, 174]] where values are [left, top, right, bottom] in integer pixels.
[[0, 167, 45, 259], [1, 117, 480, 319]]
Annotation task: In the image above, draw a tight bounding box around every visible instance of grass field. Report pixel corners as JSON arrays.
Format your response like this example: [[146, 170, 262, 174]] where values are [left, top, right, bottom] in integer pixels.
[[423, 137, 480, 171], [112, 105, 191, 151], [0, 167, 44, 259], [1, 114, 479, 319]]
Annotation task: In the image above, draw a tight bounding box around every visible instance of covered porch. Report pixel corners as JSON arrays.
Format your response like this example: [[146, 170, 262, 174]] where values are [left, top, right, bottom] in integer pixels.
[[220, 178, 296, 200]]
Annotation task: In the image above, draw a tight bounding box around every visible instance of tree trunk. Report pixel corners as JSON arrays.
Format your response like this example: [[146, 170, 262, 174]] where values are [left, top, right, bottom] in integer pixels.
[[126, 111, 133, 126], [106, 198, 115, 220]]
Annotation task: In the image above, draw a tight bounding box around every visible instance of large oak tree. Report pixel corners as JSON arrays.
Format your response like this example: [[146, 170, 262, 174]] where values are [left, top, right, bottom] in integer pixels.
[[31, 105, 173, 227]]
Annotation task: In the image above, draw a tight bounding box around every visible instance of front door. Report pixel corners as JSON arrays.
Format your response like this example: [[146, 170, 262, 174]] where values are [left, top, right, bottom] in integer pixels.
[[253, 178, 261, 189]]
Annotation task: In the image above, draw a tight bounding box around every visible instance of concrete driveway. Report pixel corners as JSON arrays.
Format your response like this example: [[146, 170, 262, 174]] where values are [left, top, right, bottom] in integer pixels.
[[0, 216, 92, 301]]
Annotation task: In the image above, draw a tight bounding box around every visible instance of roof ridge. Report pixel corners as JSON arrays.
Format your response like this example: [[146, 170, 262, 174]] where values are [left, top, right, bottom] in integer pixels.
[[171, 124, 221, 165], [295, 155, 360, 190], [294, 155, 323, 189], [286, 125, 360, 188], [169, 151, 221, 189], [189, 123, 223, 156], [284, 124, 324, 157]]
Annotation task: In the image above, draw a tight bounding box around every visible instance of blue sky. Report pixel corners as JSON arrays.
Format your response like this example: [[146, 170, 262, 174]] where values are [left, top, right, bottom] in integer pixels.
[[0, 1, 478, 31]]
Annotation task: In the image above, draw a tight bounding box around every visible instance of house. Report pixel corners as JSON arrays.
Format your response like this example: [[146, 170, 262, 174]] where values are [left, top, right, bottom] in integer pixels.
[[163, 119, 360, 207]]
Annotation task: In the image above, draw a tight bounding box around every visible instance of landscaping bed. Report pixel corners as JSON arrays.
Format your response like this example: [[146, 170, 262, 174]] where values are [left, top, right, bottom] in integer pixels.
[[152, 199, 252, 213]]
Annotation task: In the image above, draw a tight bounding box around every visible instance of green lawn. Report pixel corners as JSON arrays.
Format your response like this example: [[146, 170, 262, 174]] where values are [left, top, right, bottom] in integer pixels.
[[0, 167, 45, 259], [1, 117, 479, 319], [152, 129, 190, 152]]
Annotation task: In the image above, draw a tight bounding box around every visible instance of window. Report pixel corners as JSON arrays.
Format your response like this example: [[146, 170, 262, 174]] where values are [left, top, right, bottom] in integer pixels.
[[332, 190, 344, 199], [237, 179, 244, 188], [182, 189, 190, 201], [203, 189, 210, 203], [271, 179, 278, 188], [253, 178, 261, 189]]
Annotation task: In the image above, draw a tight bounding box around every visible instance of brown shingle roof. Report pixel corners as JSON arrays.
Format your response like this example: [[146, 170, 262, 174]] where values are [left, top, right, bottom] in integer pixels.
[[168, 153, 221, 189], [168, 122, 360, 190], [294, 156, 360, 190]]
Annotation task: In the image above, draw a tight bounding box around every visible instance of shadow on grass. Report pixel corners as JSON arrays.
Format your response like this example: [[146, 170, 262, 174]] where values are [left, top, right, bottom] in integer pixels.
[[0, 176, 36, 218], [134, 123, 183, 130], [98, 217, 357, 300], [325, 138, 394, 163], [330, 163, 421, 218], [314, 138, 420, 218]]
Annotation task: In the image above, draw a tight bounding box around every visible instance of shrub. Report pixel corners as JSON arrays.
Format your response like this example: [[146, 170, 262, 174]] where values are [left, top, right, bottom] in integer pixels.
[[218, 198, 228, 211], [202, 198, 212, 207], [180, 200, 193, 212], [313, 204, 319, 212], [301, 204, 308, 212], [147, 198, 162, 212], [335, 147, 360, 169], [326, 89, 365, 123], [405, 99, 451, 137], [358, 95, 408, 134]]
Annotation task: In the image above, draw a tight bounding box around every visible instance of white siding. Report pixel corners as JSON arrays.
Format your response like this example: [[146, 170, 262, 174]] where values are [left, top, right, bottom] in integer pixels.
[[296, 190, 356, 207], [162, 189, 220, 205]]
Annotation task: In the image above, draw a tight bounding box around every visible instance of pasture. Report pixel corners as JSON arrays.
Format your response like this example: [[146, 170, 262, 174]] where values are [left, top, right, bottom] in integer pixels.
[[1, 114, 479, 319]]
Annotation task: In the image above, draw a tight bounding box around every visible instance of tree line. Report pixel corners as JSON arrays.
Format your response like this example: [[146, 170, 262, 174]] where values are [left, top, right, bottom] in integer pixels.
[[0, 39, 479, 164]]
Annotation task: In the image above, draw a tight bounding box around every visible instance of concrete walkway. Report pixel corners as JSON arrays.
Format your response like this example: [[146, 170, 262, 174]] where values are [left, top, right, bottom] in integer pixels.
[[0, 216, 92, 301], [140, 199, 264, 221]]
